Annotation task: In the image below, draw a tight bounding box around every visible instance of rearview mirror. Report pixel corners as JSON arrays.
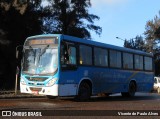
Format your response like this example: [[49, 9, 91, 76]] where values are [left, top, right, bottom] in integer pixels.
[[16, 45, 23, 59]]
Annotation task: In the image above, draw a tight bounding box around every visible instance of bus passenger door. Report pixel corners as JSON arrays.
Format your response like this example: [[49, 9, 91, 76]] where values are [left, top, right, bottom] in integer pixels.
[[59, 41, 78, 96]]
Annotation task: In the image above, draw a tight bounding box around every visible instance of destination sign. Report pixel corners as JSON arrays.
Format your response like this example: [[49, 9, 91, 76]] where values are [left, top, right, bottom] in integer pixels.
[[25, 37, 58, 46]]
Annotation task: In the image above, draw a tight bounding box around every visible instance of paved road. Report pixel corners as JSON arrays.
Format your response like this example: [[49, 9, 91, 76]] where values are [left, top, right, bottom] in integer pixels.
[[0, 92, 160, 118]]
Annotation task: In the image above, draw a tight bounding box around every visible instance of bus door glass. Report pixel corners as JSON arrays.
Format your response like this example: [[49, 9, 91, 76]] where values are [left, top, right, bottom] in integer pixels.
[[61, 41, 77, 70]]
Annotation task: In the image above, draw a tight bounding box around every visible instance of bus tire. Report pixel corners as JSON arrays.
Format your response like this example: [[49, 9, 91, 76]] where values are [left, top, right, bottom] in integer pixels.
[[121, 81, 136, 97], [75, 82, 91, 101], [46, 95, 57, 99]]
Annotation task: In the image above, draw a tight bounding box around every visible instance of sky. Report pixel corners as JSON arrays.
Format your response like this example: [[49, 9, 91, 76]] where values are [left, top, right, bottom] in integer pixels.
[[89, 0, 160, 46]]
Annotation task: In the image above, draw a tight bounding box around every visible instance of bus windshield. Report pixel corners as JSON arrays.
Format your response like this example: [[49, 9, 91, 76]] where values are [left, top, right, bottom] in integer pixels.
[[22, 46, 58, 75]]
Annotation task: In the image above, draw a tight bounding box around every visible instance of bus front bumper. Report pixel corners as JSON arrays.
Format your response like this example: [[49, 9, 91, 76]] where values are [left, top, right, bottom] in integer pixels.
[[20, 84, 78, 96], [20, 84, 59, 96]]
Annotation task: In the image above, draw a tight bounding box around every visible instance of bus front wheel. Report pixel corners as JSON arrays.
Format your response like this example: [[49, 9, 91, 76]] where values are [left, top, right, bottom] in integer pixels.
[[121, 81, 136, 97], [76, 82, 91, 101]]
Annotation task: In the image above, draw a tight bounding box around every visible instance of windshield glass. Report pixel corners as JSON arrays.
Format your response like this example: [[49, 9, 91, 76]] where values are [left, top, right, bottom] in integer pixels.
[[23, 46, 58, 75]]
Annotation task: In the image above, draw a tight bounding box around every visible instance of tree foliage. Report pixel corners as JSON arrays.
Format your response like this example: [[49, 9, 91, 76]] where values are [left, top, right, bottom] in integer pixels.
[[0, 0, 50, 46], [124, 11, 160, 54], [124, 35, 146, 51], [144, 11, 160, 75], [0, 0, 102, 44], [44, 0, 102, 39], [144, 11, 160, 53], [0, 0, 51, 89]]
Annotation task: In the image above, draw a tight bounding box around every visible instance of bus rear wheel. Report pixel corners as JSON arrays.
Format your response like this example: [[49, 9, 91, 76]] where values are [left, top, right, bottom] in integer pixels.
[[121, 81, 136, 97], [76, 82, 91, 101]]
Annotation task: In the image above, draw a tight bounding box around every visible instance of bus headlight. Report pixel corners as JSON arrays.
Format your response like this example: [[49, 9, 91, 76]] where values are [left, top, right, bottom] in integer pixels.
[[46, 78, 58, 87], [20, 77, 27, 85]]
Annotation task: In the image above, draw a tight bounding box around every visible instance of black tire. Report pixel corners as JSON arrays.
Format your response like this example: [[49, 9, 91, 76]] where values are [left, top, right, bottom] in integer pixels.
[[121, 81, 136, 97], [75, 82, 91, 101], [46, 95, 57, 99], [121, 92, 130, 97]]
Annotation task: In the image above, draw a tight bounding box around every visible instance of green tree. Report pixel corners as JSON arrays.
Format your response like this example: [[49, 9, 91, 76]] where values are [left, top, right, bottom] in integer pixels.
[[0, 0, 50, 89], [124, 35, 146, 51], [0, 0, 50, 46], [144, 11, 160, 53], [44, 0, 102, 39]]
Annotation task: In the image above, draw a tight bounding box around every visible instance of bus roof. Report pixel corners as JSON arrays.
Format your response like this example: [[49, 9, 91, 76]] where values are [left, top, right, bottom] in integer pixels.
[[26, 34, 153, 57]]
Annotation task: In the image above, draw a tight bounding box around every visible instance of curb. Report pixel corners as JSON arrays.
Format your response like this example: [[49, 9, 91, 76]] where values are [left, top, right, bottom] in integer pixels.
[[0, 95, 45, 99], [0, 91, 45, 99], [0, 94, 45, 99]]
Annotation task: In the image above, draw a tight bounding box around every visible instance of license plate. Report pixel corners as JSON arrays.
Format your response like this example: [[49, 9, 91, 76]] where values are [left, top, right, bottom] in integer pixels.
[[32, 91, 39, 95]]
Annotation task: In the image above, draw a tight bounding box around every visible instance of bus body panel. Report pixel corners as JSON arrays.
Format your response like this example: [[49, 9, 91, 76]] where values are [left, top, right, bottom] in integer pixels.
[[20, 83, 59, 96], [58, 70, 78, 96], [75, 66, 154, 95]]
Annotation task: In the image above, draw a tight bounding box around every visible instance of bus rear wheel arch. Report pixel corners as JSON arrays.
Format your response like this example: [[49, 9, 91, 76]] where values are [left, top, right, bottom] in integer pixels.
[[121, 81, 137, 97], [75, 80, 92, 101]]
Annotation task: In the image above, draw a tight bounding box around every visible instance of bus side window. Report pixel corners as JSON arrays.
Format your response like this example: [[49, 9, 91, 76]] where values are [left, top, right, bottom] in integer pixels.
[[68, 46, 76, 65], [61, 44, 68, 64], [61, 42, 77, 65]]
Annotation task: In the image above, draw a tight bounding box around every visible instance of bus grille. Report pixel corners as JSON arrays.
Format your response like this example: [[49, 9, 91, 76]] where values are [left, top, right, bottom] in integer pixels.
[[26, 77, 48, 82], [30, 87, 42, 92]]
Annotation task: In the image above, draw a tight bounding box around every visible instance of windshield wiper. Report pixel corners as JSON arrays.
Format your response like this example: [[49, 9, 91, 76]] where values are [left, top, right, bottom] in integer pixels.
[[35, 45, 49, 74], [40, 45, 49, 56]]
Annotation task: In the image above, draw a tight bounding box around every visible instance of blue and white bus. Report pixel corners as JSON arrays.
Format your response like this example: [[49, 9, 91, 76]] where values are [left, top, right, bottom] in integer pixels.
[[20, 34, 154, 101]]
